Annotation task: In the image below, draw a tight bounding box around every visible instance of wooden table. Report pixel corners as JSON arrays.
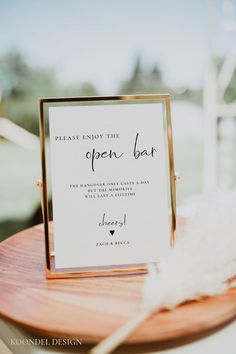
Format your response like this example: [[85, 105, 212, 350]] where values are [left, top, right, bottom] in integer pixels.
[[0, 220, 236, 353]]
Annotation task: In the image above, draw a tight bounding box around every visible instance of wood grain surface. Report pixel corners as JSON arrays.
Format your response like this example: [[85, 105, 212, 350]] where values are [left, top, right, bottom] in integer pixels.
[[0, 219, 236, 345]]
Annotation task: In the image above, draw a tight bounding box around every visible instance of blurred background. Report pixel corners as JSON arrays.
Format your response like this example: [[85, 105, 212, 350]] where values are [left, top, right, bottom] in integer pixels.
[[0, 0, 235, 240]]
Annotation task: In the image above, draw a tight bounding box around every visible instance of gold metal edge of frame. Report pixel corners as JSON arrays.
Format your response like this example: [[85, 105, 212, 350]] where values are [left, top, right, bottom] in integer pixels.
[[45, 267, 148, 279], [39, 100, 50, 269], [165, 95, 176, 248], [39, 93, 171, 104], [39, 94, 176, 278]]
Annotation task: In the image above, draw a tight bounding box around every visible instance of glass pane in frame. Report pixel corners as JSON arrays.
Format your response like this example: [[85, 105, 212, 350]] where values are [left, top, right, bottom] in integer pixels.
[[39, 95, 176, 278]]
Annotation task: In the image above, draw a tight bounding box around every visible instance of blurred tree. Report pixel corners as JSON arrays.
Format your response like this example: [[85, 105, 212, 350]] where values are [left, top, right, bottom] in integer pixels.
[[0, 51, 99, 135], [0, 51, 30, 97], [118, 57, 167, 94], [118, 57, 202, 104], [79, 82, 98, 96]]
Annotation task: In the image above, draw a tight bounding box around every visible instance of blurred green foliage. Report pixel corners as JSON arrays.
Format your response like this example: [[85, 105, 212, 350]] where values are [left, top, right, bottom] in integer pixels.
[[0, 52, 205, 138], [0, 52, 235, 137], [0, 51, 98, 135], [0, 50, 235, 241], [118, 57, 202, 104]]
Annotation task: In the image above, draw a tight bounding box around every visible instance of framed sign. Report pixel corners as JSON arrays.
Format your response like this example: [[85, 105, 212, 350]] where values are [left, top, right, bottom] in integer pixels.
[[39, 94, 176, 278]]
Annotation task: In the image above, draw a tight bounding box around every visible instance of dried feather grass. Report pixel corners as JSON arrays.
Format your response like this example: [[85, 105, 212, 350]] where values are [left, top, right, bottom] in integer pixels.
[[143, 189, 236, 311]]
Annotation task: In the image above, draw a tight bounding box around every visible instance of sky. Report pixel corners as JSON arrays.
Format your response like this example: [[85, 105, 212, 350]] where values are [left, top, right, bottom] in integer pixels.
[[0, 0, 235, 93]]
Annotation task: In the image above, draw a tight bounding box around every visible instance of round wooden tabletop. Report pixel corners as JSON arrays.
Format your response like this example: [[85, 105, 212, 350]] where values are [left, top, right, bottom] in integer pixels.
[[0, 220, 236, 345]]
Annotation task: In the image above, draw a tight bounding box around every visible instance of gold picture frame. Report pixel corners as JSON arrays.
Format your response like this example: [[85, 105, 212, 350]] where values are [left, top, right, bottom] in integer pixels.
[[38, 94, 177, 279]]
